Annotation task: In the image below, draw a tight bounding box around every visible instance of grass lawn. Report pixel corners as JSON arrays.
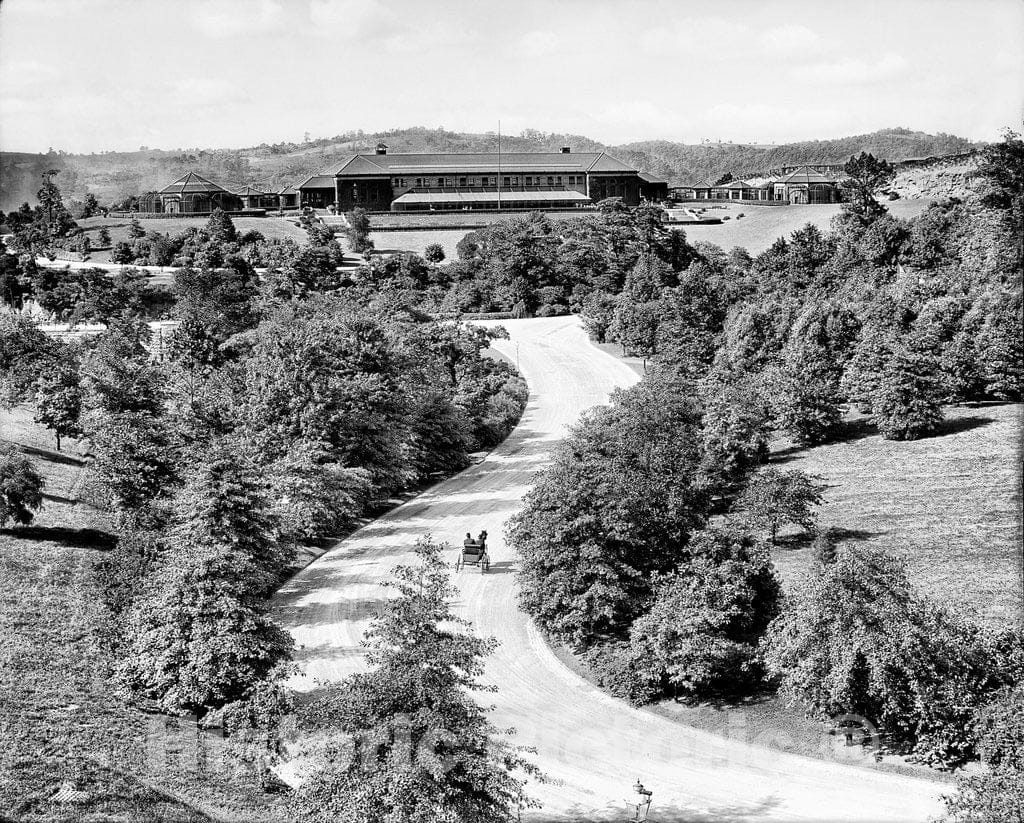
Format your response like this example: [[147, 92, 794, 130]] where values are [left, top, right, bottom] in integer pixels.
[[75, 215, 308, 262], [0, 412, 290, 822], [769, 403, 1023, 627], [368, 228, 471, 259], [675, 199, 933, 255]]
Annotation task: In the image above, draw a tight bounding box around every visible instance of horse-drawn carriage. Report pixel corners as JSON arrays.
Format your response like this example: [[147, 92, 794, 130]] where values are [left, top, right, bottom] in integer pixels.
[[456, 531, 490, 573]]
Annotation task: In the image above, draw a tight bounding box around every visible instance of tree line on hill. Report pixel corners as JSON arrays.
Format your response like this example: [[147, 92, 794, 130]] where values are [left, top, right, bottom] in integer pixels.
[[1, 126, 980, 210], [504, 133, 1023, 818]]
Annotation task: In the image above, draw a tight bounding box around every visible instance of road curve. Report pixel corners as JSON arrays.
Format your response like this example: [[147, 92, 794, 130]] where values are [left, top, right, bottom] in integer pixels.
[[274, 315, 946, 822]]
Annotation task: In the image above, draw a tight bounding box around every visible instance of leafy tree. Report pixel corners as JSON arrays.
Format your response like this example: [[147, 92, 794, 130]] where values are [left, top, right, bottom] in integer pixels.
[[0, 313, 57, 405], [579, 290, 618, 343], [773, 334, 844, 445], [944, 681, 1024, 822], [698, 365, 771, 490], [110, 240, 134, 263], [976, 129, 1024, 212], [295, 537, 537, 823], [424, 243, 446, 264], [871, 341, 944, 440], [81, 327, 164, 417], [170, 260, 260, 371], [344, 207, 374, 255], [241, 300, 412, 496], [0, 443, 44, 527], [841, 152, 895, 223], [267, 441, 371, 547], [126, 218, 145, 239], [763, 546, 1023, 766], [97, 227, 111, 247], [87, 411, 177, 518], [628, 527, 780, 698], [509, 370, 709, 647], [118, 447, 292, 714], [734, 467, 822, 544], [975, 288, 1023, 400], [33, 353, 83, 451], [654, 263, 726, 379], [0, 252, 31, 308], [204, 208, 237, 243]]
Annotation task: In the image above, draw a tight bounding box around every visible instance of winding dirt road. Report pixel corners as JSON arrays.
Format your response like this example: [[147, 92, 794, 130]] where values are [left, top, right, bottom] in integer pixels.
[[275, 316, 946, 822]]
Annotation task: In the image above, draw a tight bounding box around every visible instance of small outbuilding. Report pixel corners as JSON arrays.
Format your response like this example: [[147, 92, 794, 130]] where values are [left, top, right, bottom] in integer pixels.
[[158, 172, 241, 214], [772, 166, 841, 204]]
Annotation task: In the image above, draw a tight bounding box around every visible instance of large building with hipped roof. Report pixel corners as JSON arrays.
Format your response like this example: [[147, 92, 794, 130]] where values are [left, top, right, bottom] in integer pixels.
[[297, 143, 662, 211]]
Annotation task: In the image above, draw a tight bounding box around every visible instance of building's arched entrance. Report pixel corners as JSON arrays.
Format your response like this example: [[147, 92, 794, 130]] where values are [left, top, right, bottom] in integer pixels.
[[788, 187, 808, 204]]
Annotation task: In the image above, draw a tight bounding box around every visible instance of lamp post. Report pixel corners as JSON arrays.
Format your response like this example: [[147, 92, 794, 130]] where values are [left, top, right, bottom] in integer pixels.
[[629, 778, 653, 821]]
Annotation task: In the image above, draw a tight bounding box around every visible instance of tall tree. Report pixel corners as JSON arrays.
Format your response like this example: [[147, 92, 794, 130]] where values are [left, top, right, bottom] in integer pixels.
[[295, 538, 537, 823], [509, 370, 709, 647], [841, 152, 895, 223], [118, 446, 292, 714], [33, 351, 83, 451]]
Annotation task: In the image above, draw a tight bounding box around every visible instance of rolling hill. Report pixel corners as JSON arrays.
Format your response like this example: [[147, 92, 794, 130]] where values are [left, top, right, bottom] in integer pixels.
[[0, 127, 981, 211]]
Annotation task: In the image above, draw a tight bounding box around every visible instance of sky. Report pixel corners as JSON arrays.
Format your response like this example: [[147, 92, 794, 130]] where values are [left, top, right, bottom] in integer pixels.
[[0, 0, 1022, 153]]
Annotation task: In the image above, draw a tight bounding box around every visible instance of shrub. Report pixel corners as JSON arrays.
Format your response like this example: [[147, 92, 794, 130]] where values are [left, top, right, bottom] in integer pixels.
[[583, 641, 661, 705], [762, 545, 1021, 766], [628, 528, 781, 699], [0, 443, 44, 527]]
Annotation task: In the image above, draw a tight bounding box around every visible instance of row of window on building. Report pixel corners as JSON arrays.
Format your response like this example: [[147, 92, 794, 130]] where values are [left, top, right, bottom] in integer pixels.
[[392, 174, 585, 189]]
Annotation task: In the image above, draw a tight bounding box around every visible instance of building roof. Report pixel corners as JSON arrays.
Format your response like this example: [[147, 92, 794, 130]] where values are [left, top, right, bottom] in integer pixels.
[[235, 183, 278, 196], [638, 172, 667, 184], [159, 171, 229, 195], [297, 174, 336, 189], [326, 151, 637, 177], [715, 179, 755, 189], [678, 179, 716, 190], [776, 166, 839, 185], [392, 190, 593, 206]]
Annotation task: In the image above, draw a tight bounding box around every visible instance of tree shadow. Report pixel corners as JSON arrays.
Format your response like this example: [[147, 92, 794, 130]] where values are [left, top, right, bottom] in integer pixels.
[[0, 524, 115, 550], [927, 414, 995, 439], [15, 443, 87, 466]]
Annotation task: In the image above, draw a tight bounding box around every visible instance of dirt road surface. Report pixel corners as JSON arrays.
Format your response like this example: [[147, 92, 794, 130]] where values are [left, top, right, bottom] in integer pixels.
[[275, 315, 947, 822]]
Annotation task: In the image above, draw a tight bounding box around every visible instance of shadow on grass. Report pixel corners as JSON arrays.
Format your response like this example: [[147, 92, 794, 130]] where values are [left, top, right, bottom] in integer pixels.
[[1, 524, 115, 550], [773, 526, 880, 551], [16, 443, 87, 466], [929, 414, 996, 438]]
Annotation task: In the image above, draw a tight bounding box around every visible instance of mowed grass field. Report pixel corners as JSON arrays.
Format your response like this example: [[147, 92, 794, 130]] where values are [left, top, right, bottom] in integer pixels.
[[369, 228, 472, 259], [769, 403, 1023, 626], [75, 214, 308, 262], [675, 198, 933, 254]]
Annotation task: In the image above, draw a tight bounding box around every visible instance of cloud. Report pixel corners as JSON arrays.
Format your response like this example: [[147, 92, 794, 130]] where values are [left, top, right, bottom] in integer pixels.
[[192, 0, 284, 38], [520, 30, 560, 58], [760, 23, 823, 52], [167, 77, 250, 107], [640, 16, 751, 55], [799, 52, 909, 85], [308, 0, 397, 40]]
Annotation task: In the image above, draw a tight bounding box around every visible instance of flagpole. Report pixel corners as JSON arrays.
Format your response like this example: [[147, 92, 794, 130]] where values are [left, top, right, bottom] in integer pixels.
[[497, 119, 501, 212]]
